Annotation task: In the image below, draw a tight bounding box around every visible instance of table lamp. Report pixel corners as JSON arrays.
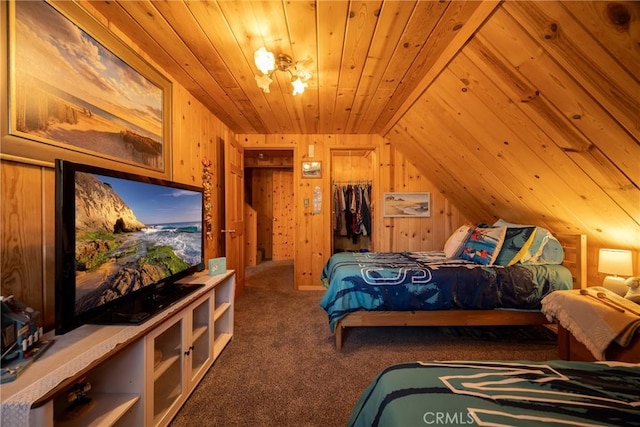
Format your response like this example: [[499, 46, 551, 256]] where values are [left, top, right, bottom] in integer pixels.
[[598, 248, 633, 296]]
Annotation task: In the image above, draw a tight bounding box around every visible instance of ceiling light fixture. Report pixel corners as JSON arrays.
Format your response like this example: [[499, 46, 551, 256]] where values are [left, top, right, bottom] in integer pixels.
[[254, 47, 312, 96]]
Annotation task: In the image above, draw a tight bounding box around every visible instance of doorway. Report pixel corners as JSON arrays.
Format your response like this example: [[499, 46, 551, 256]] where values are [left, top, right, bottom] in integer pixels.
[[330, 149, 374, 254], [243, 149, 295, 265]]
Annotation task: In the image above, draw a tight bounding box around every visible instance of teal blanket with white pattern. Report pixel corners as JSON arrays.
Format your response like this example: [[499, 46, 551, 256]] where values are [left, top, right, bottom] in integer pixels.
[[319, 251, 572, 332], [349, 360, 640, 427]]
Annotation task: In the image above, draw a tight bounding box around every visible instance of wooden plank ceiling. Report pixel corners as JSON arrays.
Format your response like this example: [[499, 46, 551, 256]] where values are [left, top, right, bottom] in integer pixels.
[[86, 0, 639, 250], [86, 0, 497, 134]]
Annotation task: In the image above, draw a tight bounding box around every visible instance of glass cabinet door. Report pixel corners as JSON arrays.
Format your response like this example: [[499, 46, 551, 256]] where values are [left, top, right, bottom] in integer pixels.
[[150, 319, 184, 426], [189, 297, 212, 382]]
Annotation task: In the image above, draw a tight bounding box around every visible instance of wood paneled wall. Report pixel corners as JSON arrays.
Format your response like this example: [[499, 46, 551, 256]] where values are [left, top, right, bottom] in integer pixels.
[[245, 203, 257, 266], [331, 150, 373, 183], [250, 169, 275, 261], [237, 134, 470, 289], [251, 168, 296, 260], [249, 168, 294, 261], [0, 161, 56, 327], [171, 84, 229, 263], [272, 170, 295, 260], [378, 141, 470, 253]]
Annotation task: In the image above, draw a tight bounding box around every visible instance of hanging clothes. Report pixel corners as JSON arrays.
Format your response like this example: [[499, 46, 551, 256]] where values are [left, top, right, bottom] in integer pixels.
[[333, 184, 348, 237], [361, 185, 371, 236], [332, 182, 372, 244]]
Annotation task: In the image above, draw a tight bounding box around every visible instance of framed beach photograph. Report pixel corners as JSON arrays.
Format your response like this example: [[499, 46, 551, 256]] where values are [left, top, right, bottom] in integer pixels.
[[302, 161, 322, 178], [383, 192, 431, 217], [5, 0, 172, 174]]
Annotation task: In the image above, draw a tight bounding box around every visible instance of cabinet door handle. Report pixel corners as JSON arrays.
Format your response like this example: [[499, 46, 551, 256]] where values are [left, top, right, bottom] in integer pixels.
[[221, 229, 236, 233], [184, 345, 195, 356]]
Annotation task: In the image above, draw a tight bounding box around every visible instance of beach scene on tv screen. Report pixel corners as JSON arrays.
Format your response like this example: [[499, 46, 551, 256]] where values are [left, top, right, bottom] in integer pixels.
[[74, 172, 202, 315]]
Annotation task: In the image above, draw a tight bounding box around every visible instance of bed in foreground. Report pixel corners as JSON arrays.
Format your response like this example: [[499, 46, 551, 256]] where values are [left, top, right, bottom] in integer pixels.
[[319, 224, 586, 350], [348, 360, 640, 427]]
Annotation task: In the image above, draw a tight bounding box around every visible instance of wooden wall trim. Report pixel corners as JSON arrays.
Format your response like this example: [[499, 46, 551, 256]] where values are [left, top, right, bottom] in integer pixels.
[[0, 154, 55, 169]]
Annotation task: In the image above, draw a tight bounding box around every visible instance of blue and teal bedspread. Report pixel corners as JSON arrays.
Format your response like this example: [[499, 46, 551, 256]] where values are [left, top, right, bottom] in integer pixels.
[[319, 251, 572, 332], [348, 360, 640, 427]]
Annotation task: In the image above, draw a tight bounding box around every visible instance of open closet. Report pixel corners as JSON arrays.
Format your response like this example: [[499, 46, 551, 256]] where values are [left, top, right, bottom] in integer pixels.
[[331, 150, 374, 254]]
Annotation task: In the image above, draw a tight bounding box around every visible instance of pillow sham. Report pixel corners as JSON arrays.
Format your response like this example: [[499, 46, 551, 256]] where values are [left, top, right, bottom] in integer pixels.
[[443, 224, 473, 258], [459, 226, 506, 265], [531, 235, 564, 264], [492, 219, 563, 264], [493, 226, 536, 266]]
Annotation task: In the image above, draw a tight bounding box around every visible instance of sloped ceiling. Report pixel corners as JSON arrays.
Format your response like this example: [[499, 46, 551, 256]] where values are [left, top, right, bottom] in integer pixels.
[[386, 1, 639, 250], [85, 0, 639, 250]]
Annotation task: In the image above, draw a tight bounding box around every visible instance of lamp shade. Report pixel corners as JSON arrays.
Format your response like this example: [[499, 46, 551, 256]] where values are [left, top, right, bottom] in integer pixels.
[[254, 47, 275, 75], [598, 248, 633, 276]]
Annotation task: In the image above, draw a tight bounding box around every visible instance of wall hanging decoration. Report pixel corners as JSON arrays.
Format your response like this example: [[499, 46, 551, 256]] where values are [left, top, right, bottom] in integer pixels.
[[202, 157, 213, 240], [302, 161, 322, 178], [383, 192, 431, 217], [6, 0, 172, 174]]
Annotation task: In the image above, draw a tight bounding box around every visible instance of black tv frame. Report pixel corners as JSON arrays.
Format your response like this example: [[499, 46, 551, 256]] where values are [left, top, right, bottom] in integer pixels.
[[54, 159, 205, 335]]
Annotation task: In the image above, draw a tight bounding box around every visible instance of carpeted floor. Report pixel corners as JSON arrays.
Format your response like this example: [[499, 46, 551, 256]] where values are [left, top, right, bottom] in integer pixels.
[[170, 260, 559, 427]]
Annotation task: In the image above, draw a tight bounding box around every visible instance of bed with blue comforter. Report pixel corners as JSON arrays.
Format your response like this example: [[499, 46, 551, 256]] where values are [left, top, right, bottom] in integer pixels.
[[348, 360, 640, 427], [319, 251, 573, 334]]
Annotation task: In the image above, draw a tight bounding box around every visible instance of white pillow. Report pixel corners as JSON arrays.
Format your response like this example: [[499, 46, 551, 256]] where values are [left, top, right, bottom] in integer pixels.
[[443, 224, 473, 258]]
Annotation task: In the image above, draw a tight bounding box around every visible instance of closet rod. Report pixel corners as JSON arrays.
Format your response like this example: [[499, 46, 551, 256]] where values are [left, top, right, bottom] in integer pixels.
[[332, 180, 372, 185]]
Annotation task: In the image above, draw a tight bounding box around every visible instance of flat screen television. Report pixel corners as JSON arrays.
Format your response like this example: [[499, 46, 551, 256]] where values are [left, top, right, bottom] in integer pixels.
[[55, 159, 205, 335]]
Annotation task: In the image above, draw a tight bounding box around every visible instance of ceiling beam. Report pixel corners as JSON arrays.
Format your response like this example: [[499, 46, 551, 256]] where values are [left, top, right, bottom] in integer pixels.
[[379, 0, 501, 136]]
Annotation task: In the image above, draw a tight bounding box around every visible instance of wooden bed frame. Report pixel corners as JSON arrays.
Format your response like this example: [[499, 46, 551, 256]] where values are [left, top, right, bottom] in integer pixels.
[[333, 233, 587, 350], [558, 324, 640, 363]]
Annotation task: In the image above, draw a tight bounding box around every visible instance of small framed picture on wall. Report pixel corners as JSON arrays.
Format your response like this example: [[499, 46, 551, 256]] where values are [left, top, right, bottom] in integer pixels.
[[302, 161, 322, 178], [383, 192, 431, 217]]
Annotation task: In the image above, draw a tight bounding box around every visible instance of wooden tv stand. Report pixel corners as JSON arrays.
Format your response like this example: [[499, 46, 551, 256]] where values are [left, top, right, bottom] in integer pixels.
[[1, 271, 235, 427]]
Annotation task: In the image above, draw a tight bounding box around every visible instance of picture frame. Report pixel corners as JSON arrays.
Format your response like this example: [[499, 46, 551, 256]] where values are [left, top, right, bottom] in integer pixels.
[[383, 192, 431, 217], [3, 0, 172, 175], [302, 161, 322, 178]]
